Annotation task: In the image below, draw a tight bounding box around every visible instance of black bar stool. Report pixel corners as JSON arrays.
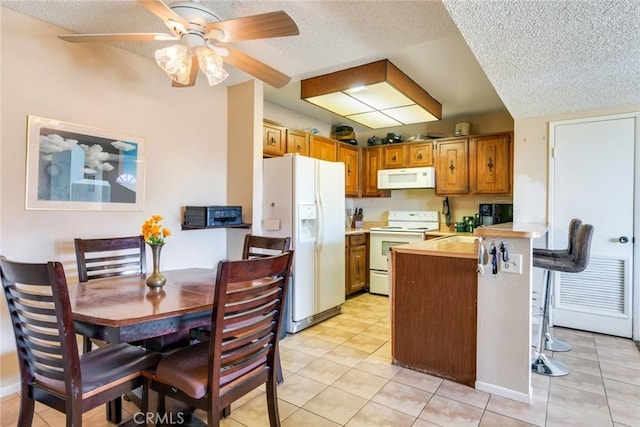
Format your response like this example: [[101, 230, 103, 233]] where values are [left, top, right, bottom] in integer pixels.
[[531, 222, 594, 376], [532, 218, 582, 352]]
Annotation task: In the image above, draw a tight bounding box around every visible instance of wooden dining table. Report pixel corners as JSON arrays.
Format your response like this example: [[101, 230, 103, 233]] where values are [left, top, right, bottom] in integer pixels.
[[69, 268, 220, 350], [69, 268, 222, 425]]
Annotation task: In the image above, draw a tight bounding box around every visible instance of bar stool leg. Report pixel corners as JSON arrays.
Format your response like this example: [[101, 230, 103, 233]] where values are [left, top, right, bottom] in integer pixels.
[[542, 269, 572, 352], [532, 270, 570, 376]]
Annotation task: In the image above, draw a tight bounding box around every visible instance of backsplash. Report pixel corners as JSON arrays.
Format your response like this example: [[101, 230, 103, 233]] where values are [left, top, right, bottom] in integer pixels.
[[346, 190, 513, 229]]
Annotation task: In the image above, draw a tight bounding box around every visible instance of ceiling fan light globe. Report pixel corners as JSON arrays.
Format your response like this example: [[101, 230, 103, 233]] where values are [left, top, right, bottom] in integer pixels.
[[155, 44, 192, 85], [196, 46, 229, 86]]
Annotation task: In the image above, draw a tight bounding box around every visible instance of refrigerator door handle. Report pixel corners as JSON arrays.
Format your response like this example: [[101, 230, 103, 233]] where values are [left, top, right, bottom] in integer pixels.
[[316, 192, 324, 252]]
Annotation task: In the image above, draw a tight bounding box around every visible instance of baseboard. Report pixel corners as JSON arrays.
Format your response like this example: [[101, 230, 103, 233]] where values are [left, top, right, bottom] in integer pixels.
[[1, 382, 20, 398], [475, 381, 532, 404]]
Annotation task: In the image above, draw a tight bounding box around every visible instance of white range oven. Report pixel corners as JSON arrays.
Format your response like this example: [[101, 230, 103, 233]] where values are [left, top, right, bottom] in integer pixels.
[[369, 210, 439, 295]]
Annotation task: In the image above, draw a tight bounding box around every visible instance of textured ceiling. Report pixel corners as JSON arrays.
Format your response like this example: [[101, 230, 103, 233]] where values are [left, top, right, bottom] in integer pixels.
[[2, 0, 638, 127], [443, 0, 640, 119]]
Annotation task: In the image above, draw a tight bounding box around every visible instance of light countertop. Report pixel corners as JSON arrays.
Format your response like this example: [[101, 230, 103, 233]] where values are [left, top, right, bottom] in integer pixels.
[[391, 236, 478, 259], [474, 222, 550, 239]]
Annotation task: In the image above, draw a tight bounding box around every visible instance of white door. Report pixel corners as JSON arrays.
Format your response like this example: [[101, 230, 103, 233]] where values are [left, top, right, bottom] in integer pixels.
[[549, 114, 636, 338]]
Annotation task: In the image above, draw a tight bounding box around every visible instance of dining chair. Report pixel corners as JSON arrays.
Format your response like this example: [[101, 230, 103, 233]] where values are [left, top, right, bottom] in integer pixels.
[[142, 251, 294, 427], [192, 234, 292, 383], [0, 256, 161, 427], [242, 234, 291, 385], [74, 235, 146, 353], [242, 234, 291, 259], [74, 235, 146, 282]]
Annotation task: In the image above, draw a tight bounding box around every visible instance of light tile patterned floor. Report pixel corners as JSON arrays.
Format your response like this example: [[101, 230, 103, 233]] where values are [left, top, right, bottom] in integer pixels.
[[2, 292, 639, 426]]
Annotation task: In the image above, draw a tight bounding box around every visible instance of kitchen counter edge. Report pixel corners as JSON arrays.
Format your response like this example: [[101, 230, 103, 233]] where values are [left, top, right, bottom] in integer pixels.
[[474, 222, 550, 239]]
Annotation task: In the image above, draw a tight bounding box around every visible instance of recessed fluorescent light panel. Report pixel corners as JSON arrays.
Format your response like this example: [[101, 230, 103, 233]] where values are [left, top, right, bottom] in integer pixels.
[[301, 60, 441, 129]]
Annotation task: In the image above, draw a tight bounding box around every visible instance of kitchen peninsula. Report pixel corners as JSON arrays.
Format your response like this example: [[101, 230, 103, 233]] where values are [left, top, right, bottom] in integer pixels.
[[390, 223, 548, 404]]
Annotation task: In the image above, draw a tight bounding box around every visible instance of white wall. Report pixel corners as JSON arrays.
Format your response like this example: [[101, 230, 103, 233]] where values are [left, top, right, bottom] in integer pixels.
[[0, 8, 230, 394], [512, 105, 640, 338]]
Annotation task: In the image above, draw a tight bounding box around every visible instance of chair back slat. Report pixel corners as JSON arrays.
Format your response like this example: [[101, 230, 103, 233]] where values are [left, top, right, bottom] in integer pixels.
[[242, 235, 291, 260], [75, 236, 146, 282], [0, 257, 80, 387], [209, 251, 293, 403]]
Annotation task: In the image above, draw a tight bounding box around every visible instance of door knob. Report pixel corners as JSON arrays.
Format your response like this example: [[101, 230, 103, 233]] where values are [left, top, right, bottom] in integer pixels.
[[619, 236, 629, 244]]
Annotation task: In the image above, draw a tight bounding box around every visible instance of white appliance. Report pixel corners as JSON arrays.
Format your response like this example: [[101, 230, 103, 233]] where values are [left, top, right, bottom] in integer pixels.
[[369, 210, 439, 295], [262, 154, 346, 333], [377, 167, 435, 190]]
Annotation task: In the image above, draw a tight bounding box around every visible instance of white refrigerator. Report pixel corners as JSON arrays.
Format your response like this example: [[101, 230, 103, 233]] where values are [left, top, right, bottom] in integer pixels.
[[262, 154, 345, 333]]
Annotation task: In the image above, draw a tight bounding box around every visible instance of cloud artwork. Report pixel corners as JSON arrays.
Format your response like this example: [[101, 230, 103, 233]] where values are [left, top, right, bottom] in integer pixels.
[[111, 140, 136, 151], [79, 143, 115, 172], [28, 116, 145, 210], [39, 134, 78, 154]]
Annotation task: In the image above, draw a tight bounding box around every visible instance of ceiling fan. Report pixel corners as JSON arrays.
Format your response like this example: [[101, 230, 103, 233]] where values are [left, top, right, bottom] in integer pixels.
[[58, 0, 299, 88]]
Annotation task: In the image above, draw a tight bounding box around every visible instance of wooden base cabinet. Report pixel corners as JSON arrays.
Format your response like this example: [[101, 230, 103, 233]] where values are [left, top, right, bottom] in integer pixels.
[[391, 251, 477, 387], [345, 233, 368, 295]]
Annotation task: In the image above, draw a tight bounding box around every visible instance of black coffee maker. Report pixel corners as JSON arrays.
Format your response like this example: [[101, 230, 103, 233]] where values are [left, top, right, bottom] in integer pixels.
[[479, 204, 513, 226]]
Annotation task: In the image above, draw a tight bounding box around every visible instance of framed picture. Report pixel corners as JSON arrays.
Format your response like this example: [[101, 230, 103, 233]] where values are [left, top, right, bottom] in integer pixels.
[[25, 115, 145, 211]]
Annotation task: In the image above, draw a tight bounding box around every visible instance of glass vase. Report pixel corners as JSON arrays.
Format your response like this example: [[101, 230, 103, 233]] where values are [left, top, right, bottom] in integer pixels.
[[146, 243, 166, 288]]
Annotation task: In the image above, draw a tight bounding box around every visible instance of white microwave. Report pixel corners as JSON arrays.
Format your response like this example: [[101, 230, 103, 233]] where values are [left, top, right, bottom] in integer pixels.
[[377, 166, 435, 189]]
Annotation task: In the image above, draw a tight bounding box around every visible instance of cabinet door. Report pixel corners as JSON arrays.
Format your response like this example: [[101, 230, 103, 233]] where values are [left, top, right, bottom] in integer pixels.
[[435, 139, 469, 195], [382, 145, 407, 169], [310, 135, 337, 161], [263, 122, 286, 157], [362, 147, 390, 198], [470, 133, 512, 194], [348, 245, 367, 294], [337, 144, 359, 197], [408, 141, 434, 167], [286, 129, 310, 156]]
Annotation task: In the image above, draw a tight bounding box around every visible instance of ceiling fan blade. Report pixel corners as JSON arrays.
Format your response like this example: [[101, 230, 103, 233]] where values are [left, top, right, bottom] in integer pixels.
[[171, 56, 199, 88], [206, 11, 299, 42], [58, 33, 178, 43], [138, 0, 190, 29], [222, 45, 291, 88]]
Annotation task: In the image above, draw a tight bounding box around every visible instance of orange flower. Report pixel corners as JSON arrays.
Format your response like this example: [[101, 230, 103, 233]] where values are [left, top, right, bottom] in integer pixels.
[[141, 215, 171, 244]]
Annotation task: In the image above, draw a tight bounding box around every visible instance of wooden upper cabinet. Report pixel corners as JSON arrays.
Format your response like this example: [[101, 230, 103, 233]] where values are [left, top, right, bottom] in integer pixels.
[[407, 141, 434, 167], [337, 144, 359, 197], [470, 133, 512, 195], [310, 135, 337, 162], [362, 147, 390, 198], [435, 139, 469, 195], [263, 121, 286, 157], [286, 128, 310, 156], [382, 145, 407, 169]]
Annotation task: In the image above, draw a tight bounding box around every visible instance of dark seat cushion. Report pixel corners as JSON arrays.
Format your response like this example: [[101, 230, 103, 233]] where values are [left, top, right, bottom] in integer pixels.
[[153, 342, 267, 400], [36, 343, 161, 396]]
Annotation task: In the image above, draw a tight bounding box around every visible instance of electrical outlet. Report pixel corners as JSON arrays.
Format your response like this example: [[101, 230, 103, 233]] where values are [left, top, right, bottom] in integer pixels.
[[500, 253, 523, 274]]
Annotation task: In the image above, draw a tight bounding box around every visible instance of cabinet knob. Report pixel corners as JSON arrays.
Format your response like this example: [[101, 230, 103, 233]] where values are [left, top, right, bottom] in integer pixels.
[[487, 157, 494, 171], [392, 154, 397, 161], [418, 152, 423, 160], [449, 160, 456, 174]]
